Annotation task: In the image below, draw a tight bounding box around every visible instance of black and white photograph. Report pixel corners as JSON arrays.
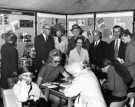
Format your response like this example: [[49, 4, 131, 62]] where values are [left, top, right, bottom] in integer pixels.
[[0, 0, 135, 107]]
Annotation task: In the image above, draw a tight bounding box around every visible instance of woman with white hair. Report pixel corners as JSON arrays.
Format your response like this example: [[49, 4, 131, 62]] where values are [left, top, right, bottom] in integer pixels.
[[63, 62, 106, 107], [13, 67, 48, 107]]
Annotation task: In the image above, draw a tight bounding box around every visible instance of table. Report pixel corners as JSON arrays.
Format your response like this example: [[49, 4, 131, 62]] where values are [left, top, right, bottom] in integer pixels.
[[40, 85, 75, 107]]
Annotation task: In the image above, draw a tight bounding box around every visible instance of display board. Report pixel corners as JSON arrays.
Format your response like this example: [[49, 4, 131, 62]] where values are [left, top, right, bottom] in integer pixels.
[[0, 11, 35, 58], [37, 13, 66, 35], [67, 14, 94, 43], [96, 11, 133, 43]]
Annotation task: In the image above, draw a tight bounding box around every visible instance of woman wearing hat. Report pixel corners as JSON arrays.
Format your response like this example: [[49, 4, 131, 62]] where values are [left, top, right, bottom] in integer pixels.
[[37, 49, 69, 107], [68, 24, 90, 55]]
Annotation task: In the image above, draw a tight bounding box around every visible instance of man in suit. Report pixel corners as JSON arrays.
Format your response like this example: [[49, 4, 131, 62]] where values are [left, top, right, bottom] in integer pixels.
[[90, 30, 109, 68], [109, 25, 127, 62], [89, 30, 109, 79], [34, 24, 54, 72]]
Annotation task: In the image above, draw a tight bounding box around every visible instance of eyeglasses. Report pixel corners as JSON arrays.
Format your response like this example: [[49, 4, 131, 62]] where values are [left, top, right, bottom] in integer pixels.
[[54, 60, 60, 64], [76, 42, 82, 44]]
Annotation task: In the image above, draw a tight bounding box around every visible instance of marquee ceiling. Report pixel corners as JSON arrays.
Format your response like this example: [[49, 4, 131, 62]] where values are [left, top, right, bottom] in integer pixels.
[[0, 0, 135, 14]]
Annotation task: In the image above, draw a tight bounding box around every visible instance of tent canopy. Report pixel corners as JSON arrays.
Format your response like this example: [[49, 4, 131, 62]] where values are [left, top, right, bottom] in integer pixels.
[[0, 0, 134, 14]]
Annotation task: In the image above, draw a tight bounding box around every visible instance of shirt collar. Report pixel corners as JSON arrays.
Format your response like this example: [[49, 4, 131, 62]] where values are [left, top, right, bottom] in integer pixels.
[[95, 40, 100, 45], [42, 33, 47, 41], [115, 38, 121, 48]]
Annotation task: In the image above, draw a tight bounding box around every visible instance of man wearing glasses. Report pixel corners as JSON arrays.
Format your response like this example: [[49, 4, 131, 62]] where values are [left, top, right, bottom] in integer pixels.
[[34, 24, 54, 74]]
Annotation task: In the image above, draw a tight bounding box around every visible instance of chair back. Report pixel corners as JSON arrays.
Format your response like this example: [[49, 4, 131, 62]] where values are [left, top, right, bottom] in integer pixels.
[[127, 92, 135, 107], [110, 98, 127, 107], [1, 88, 22, 107]]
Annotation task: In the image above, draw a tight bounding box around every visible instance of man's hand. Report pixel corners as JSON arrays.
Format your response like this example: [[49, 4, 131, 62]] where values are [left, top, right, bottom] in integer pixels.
[[116, 57, 124, 64]]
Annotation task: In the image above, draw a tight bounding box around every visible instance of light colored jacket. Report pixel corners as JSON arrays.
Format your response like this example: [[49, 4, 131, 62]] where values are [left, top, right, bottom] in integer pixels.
[[54, 36, 68, 53], [64, 69, 106, 107], [68, 48, 89, 64], [13, 80, 42, 102]]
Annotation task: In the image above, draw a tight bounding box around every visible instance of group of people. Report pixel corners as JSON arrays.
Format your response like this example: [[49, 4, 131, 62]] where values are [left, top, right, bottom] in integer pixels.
[[0, 22, 135, 107]]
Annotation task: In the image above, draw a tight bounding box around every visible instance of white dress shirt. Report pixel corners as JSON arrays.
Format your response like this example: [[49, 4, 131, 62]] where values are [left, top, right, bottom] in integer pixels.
[[13, 80, 42, 102]]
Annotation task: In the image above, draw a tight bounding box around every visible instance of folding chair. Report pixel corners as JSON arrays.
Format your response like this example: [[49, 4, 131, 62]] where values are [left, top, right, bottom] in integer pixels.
[[1, 88, 22, 107], [110, 98, 127, 107], [127, 92, 135, 107]]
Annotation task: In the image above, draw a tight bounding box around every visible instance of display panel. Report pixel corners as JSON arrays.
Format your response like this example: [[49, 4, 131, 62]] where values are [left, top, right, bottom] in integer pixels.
[[67, 14, 94, 43], [37, 13, 66, 35], [96, 11, 133, 43], [0, 11, 35, 58], [20, 20, 33, 27]]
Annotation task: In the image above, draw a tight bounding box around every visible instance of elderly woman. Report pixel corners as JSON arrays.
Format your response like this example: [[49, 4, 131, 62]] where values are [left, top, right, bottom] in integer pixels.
[[63, 62, 106, 107], [68, 36, 89, 65], [37, 49, 69, 107], [13, 67, 48, 107]]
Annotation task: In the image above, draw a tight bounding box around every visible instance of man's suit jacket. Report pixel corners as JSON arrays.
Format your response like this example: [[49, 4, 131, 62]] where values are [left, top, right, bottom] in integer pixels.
[[34, 34, 54, 69], [89, 40, 109, 68], [124, 40, 135, 88], [110, 40, 127, 60]]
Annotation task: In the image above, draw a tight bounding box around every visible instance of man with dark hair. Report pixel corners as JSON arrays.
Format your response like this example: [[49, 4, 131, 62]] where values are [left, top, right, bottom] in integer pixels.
[[109, 25, 127, 62]]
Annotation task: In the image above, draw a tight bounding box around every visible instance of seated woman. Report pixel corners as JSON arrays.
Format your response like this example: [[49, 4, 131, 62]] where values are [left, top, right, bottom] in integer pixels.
[[102, 59, 128, 107], [68, 36, 89, 65], [37, 49, 69, 107], [13, 67, 48, 107], [63, 62, 106, 107]]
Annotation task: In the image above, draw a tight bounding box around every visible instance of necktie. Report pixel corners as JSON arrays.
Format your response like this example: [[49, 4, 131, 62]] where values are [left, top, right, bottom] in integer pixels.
[[58, 37, 61, 43], [94, 41, 98, 47], [114, 40, 119, 57]]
